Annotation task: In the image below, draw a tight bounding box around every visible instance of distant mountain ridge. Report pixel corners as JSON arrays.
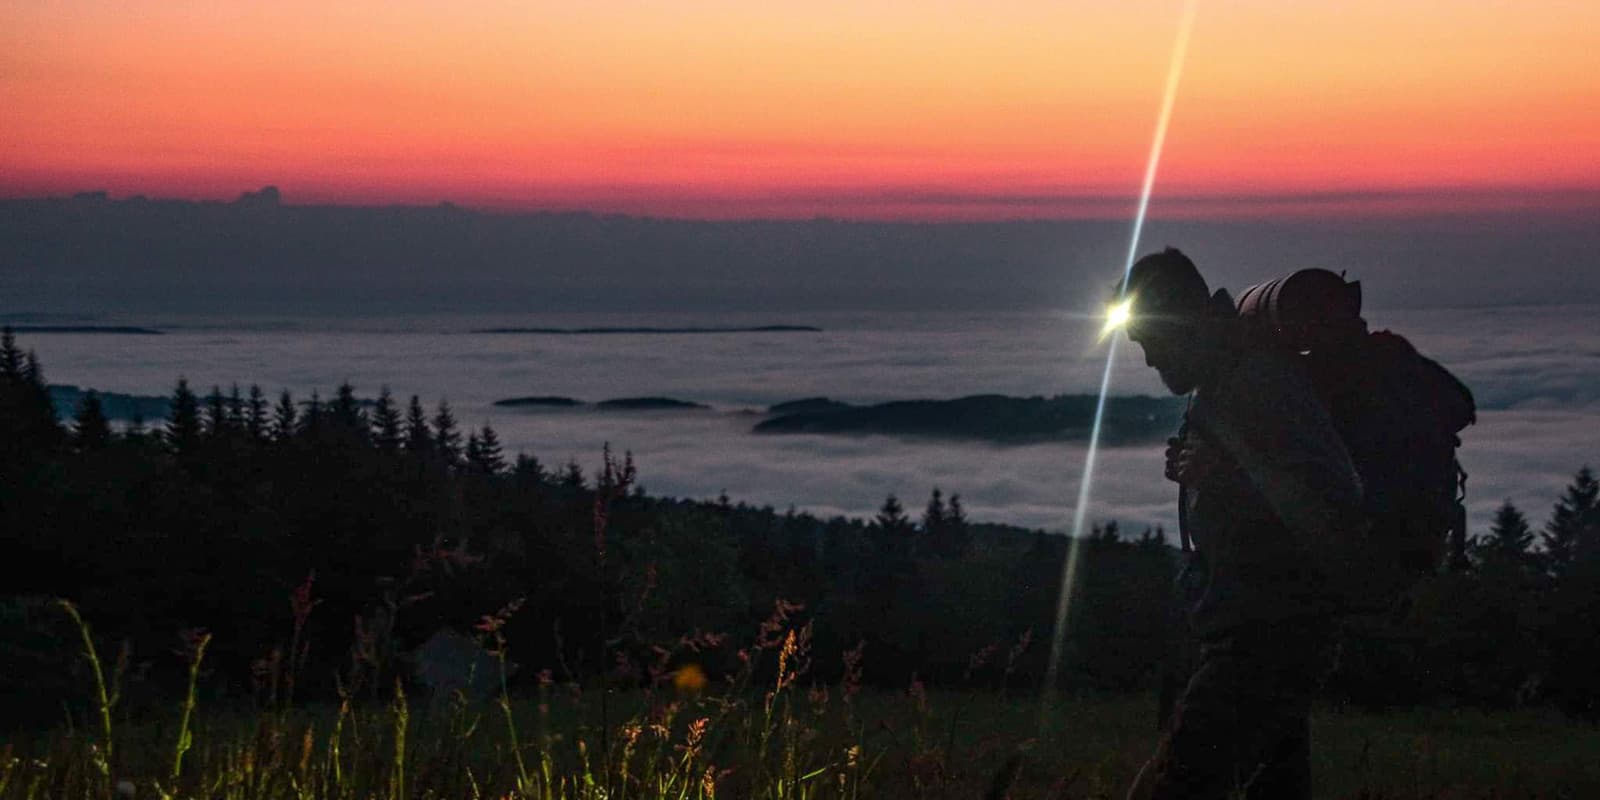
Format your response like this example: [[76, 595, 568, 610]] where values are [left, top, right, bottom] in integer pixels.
[[8, 325, 163, 335], [8, 187, 1595, 314]]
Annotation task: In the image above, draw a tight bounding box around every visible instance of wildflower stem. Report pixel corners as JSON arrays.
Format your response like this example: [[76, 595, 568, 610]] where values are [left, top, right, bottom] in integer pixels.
[[170, 631, 212, 786], [58, 600, 115, 773], [390, 677, 408, 800]]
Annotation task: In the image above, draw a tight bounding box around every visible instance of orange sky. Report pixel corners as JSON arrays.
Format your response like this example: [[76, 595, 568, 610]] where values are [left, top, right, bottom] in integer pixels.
[[3, 1, 1597, 219]]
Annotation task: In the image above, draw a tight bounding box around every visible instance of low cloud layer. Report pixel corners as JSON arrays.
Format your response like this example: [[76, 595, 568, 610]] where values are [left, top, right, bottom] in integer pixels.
[[20, 304, 1597, 538]]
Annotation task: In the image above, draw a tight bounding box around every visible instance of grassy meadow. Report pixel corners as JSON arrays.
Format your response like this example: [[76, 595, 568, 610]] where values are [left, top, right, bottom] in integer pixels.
[[4, 604, 1597, 800]]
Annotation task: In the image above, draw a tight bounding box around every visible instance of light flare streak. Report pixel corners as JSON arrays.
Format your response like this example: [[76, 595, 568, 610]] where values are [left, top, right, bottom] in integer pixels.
[[1042, 0, 1198, 728]]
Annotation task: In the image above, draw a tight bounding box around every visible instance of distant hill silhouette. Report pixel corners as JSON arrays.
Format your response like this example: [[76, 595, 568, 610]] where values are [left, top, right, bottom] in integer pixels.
[[491, 392, 1184, 441], [754, 394, 1184, 443], [473, 325, 820, 335], [10, 325, 163, 335], [596, 397, 708, 410], [491, 396, 708, 410], [8, 187, 1597, 314], [493, 396, 585, 408]]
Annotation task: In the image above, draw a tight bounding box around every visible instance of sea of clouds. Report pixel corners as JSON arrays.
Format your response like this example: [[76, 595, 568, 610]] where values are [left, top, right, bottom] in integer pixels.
[[16, 303, 1598, 537]]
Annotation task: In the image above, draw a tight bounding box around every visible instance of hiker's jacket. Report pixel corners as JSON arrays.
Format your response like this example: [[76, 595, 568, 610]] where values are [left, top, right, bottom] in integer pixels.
[[1182, 340, 1366, 638]]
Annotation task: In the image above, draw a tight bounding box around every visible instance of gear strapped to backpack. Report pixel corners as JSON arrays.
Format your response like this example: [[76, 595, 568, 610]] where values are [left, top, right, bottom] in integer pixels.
[[1235, 269, 1476, 598]]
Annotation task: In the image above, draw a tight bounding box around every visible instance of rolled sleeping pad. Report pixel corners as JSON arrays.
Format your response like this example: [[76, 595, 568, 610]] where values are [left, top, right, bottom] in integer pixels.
[[1235, 268, 1365, 352]]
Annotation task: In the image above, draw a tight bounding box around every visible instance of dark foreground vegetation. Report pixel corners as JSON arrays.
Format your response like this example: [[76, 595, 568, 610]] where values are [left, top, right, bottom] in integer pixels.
[[3, 328, 1599, 797], [7, 677, 1599, 799]]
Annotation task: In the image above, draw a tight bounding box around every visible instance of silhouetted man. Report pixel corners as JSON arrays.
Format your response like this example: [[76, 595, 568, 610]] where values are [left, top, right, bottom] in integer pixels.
[[1118, 248, 1366, 800]]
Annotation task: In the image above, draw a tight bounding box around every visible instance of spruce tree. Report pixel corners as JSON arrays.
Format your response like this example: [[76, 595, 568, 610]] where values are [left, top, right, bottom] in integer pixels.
[[922, 487, 963, 558], [72, 390, 112, 451], [471, 425, 506, 474], [1091, 520, 1123, 543], [948, 493, 968, 527], [331, 382, 367, 442], [246, 385, 269, 441], [1544, 466, 1598, 578], [922, 488, 948, 533], [165, 379, 202, 456], [227, 383, 245, 429], [561, 460, 585, 490], [300, 391, 324, 440], [0, 332, 62, 453], [271, 390, 298, 442], [404, 395, 432, 454], [874, 494, 913, 535], [464, 431, 483, 470], [514, 453, 545, 482], [0, 327, 21, 378], [21, 351, 46, 395], [1138, 525, 1169, 550], [1476, 499, 1536, 572], [204, 385, 229, 438], [22, 351, 61, 432], [370, 387, 403, 451], [943, 493, 971, 557], [433, 400, 462, 466]]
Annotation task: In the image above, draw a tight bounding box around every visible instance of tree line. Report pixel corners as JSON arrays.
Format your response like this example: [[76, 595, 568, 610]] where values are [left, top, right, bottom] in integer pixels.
[[1, 328, 1597, 729]]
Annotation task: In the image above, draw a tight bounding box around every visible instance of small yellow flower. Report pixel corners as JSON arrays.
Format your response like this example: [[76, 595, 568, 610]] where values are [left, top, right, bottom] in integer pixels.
[[673, 663, 708, 694]]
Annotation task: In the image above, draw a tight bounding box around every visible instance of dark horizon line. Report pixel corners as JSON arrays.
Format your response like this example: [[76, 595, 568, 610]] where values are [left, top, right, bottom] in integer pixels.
[[2, 183, 1596, 225]]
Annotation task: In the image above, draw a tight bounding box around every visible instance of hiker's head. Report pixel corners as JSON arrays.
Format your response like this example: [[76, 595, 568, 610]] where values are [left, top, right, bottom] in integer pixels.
[[1118, 248, 1222, 394]]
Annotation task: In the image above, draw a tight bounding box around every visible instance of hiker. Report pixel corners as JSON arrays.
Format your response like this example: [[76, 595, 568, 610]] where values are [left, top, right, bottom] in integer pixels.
[[1118, 248, 1367, 800]]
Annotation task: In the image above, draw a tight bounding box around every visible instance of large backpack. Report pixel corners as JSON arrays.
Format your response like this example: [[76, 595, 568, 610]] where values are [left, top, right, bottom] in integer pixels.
[[1235, 269, 1476, 597]]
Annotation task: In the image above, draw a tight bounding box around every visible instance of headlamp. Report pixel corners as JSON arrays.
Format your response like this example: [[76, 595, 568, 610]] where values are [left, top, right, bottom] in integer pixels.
[[1099, 297, 1134, 341]]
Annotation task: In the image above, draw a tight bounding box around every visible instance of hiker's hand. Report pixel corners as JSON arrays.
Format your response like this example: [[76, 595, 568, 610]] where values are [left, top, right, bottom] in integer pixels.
[[1164, 437, 1185, 483], [1165, 435, 1219, 485]]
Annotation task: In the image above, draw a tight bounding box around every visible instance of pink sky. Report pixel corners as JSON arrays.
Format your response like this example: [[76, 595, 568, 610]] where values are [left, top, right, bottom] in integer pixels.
[[3, 1, 1597, 219]]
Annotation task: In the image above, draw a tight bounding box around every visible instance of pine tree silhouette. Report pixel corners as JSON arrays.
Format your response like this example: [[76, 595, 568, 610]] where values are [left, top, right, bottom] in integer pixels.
[[874, 494, 913, 535], [1475, 499, 1536, 572], [1137, 525, 1169, 550], [331, 383, 368, 444], [21, 351, 47, 400], [204, 385, 229, 439], [227, 384, 245, 429], [165, 379, 202, 456], [0, 328, 22, 377], [404, 395, 432, 454], [944, 493, 971, 557], [370, 387, 403, 451], [923, 488, 948, 532], [1544, 466, 1598, 578], [300, 391, 324, 440], [470, 425, 506, 474], [246, 385, 269, 441], [561, 459, 585, 490], [0, 329, 63, 455], [433, 400, 462, 466], [922, 487, 968, 558], [271, 390, 298, 442], [72, 390, 111, 451], [948, 493, 968, 527], [514, 452, 545, 482]]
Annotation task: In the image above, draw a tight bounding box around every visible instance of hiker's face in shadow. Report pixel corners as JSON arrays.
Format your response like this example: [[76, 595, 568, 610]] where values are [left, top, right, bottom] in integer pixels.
[[1129, 318, 1203, 395]]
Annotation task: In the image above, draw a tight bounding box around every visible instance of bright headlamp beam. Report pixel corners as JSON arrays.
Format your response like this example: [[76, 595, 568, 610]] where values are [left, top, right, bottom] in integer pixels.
[[1042, 0, 1198, 729], [1099, 298, 1135, 341]]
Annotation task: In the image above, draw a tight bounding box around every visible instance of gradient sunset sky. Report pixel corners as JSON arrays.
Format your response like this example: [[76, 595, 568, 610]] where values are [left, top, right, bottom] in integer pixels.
[[3, 1, 1597, 219]]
